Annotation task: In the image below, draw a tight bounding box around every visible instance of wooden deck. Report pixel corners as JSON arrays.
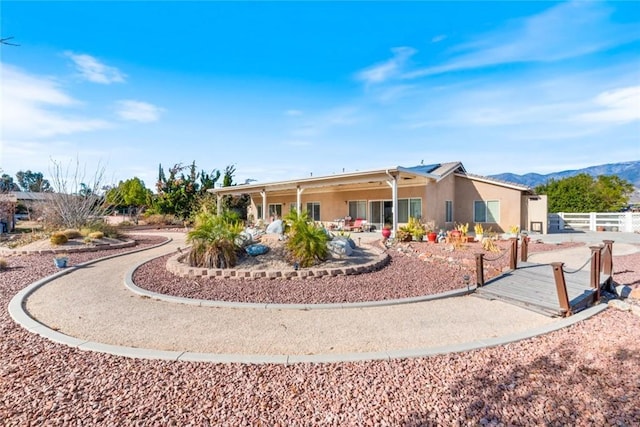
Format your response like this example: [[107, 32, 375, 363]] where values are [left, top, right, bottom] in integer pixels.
[[474, 262, 600, 317]]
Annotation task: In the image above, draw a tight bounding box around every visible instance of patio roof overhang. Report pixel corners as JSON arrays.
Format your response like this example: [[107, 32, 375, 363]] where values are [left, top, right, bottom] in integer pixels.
[[207, 163, 457, 197]]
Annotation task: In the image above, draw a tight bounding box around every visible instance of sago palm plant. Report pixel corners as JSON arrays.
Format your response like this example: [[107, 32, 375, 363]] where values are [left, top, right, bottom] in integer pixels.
[[186, 211, 244, 268], [284, 209, 329, 268]]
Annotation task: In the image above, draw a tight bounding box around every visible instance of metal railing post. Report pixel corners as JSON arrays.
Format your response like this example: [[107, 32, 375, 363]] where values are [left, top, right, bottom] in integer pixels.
[[475, 253, 485, 287], [551, 262, 572, 317]]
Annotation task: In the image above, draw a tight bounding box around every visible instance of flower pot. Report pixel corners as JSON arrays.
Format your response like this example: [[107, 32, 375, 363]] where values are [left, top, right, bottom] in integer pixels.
[[54, 258, 68, 268], [427, 232, 437, 243], [475, 234, 483, 242], [381, 228, 392, 239]]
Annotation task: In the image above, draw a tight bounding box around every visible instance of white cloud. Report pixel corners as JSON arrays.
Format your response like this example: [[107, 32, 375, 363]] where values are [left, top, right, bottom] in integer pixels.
[[404, 1, 640, 79], [65, 51, 126, 84], [285, 109, 303, 116], [355, 47, 416, 85], [115, 100, 164, 123], [574, 86, 640, 124], [431, 35, 447, 43], [0, 63, 111, 139]]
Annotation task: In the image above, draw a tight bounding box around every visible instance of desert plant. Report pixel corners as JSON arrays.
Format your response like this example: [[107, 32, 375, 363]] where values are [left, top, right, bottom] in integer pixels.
[[186, 211, 244, 268], [50, 232, 68, 245], [396, 226, 413, 242], [474, 223, 484, 235], [455, 222, 469, 236], [88, 231, 104, 239], [83, 221, 122, 239], [509, 225, 520, 235], [284, 209, 329, 268], [62, 229, 82, 239], [407, 216, 425, 240]]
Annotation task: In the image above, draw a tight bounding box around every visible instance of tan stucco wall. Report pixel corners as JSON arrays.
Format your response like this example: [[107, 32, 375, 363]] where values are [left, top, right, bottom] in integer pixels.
[[453, 176, 523, 233], [523, 194, 548, 234]]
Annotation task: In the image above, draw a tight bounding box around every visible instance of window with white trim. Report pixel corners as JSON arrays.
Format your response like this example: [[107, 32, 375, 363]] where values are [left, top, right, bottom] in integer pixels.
[[397, 198, 422, 222], [268, 203, 282, 218], [348, 200, 367, 219], [445, 200, 453, 222], [256, 204, 263, 220], [306, 202, 321, 221], [473, 200, 500, 223]]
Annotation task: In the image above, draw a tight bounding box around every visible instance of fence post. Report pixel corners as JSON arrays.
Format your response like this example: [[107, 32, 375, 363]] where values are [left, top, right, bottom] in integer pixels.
[[475, 253, 485, 287], [589, 245, 602, 303], [521, 235, 529, 262], [551, 262, 571, 317], [590, 212, 597, 232], [509, 237, 518, 270], [602, 240, 614, 290]]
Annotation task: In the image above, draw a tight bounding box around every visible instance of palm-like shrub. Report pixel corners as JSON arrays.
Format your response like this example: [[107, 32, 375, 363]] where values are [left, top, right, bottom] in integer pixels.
[[186, 211, 244, 268], [284, 209, 329, 268]]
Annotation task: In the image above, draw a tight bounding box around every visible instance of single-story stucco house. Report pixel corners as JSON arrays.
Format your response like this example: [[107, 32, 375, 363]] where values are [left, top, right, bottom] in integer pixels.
[[208, 162, 548, 236]]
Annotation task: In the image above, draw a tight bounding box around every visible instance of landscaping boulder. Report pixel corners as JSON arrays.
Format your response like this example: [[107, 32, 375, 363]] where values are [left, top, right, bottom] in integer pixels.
[[245, 244, 270, 256], [265, 219, 283, 235], [328, 239, 353, 257]]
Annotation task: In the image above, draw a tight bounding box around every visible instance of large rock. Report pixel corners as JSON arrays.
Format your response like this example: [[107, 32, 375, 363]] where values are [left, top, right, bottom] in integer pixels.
[[265, 219, 283, 235], [245, 244, 270, 256], [328, 239, 353, 257], [629, 287, 640, 301]]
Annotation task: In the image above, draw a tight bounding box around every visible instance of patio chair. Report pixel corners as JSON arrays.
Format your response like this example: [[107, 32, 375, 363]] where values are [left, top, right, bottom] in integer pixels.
[[344, 218, 364, 232]]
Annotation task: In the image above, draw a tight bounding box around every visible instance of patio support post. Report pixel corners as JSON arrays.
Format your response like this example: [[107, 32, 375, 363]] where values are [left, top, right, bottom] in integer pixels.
[[475, 253, 485, 287], [602, 240, 614, 291], [551, 262, 572, 317], [260, 190, 267, 221], [509, 237, 518, 270], [589, 245, 602, 303], [386, 171, 398, 238], [216, 195, 222, 216], [296, 187, 304, 214]]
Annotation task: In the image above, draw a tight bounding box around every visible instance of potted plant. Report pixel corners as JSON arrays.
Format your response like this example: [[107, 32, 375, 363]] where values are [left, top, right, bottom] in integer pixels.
[[381, 224, 392, 240], [407, 216, 425, 241], [53, 253, 69, 268], [396, 226, 413, 242], [474, 223, 484, 241]]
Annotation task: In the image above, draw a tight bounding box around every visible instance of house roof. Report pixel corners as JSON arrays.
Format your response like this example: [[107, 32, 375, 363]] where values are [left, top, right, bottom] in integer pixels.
[[207, 161, 531, 196], [208, 162, 467, 196], [0, 193, 18, 203], [457, 172, 533, 192], [10, 191, 52, 201]]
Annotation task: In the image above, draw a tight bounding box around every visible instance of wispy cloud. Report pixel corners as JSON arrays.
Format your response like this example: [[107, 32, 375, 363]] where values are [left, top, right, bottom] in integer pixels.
[[355, 47, 416, 85], [65, 51, 126, 84], [573, 86, 640, 124], [115, 100, 164, 122], [285, 109, 303, 116], [0, 63, 110, 139], [404, 1, 640, 78]]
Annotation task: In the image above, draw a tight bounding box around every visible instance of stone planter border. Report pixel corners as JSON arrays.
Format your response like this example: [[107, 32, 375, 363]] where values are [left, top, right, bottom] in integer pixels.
[[166, 246, 390, 280]]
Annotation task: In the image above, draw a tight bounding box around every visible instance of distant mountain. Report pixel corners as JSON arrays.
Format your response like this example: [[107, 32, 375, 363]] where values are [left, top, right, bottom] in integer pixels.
[[489, 161, 640, 188]]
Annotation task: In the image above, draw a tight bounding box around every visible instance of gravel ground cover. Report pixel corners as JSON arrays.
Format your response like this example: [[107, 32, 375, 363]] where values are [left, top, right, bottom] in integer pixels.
[[1, 234, 639, 424], [133, 240, 584, 304]]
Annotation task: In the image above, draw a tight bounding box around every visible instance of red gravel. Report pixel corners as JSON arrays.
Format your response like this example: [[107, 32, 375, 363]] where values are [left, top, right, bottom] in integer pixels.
[[132, 240, 585, 304], [1, 234, 639, 425]]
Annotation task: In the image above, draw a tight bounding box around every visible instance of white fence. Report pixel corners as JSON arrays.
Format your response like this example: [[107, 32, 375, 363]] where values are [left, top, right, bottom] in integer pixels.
[[548, 212, 640, 233]]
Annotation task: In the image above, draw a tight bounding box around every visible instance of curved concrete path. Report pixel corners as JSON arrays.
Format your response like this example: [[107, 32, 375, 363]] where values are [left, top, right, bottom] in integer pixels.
[[10, 232, 615, 364]]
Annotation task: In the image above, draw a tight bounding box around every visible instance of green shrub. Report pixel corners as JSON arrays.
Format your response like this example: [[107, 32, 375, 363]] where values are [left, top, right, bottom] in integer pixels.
[[186, 211, 244, 269], [0, 258, 8, 270], [50, 232, 68, 245], [84, 221, 122, 239], [88, 231, 104, 239], [284, 210, 329, 268], [62, 229, 82, 239], [144, 214, 182, 226]]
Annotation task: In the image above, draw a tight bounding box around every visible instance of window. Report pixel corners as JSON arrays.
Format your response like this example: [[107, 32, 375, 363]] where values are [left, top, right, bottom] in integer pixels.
[[268, 203, 282, 218], [306, 202, 321, 221], [445, 200, 453, 222], [289, 202, 297, 214], [256, 204, 263, 220], [348, 200, 367, 219], [474, 200, 500, 223], [397, 198, 422, 222]]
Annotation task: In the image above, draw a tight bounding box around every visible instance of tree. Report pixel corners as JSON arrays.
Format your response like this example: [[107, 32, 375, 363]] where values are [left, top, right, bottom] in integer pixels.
[[106, 177, 152, 223], [16, 170, 52, 192], [220, 164, 251, 220], [535, 173, 634, 213], [0, 173, 19, 192]]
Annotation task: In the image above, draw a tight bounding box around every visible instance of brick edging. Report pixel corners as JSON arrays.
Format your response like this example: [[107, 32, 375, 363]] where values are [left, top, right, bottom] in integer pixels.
[[2, 239, 137, 256], [166, 246, 390, 279]]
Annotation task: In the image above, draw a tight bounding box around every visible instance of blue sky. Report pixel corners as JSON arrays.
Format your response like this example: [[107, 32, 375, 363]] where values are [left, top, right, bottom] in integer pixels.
[[1, 1, 639, 190]]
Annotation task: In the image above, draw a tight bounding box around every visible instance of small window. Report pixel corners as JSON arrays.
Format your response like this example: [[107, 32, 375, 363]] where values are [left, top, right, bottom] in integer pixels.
[[445, 200, 453, 222], [474, 200, 500, 223], [256, 204, 263, 220], [306, 202, 321, 221], [397, 198, 422, 222]]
